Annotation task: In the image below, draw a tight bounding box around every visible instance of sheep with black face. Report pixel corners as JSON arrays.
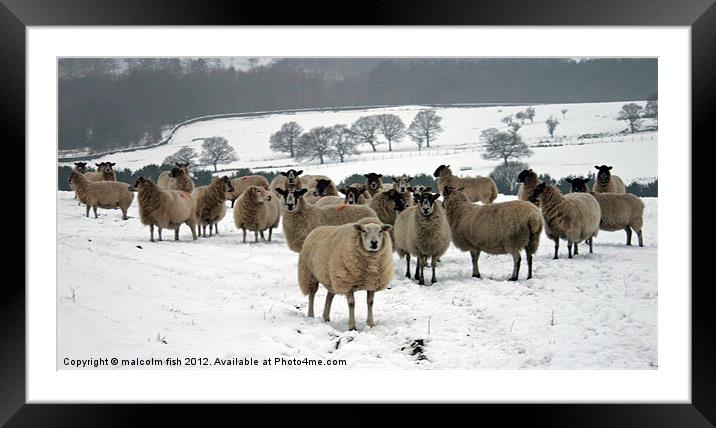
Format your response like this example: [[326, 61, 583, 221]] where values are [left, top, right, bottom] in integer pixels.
[[363, 173, 384, 197], [433, 164, 497, 204], [592, 165, 626, 193]]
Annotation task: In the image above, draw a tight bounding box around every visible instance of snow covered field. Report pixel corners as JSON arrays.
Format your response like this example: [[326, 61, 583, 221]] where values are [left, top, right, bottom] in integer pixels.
[[62, 101, 657, 184], [58, 191, 658, 369]]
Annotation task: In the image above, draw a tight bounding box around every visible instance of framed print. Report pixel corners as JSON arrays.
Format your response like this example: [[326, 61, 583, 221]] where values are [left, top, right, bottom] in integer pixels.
[[3, 0, 714, 425]]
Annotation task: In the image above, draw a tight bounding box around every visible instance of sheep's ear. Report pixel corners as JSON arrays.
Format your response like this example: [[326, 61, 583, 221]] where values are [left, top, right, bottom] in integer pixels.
[[406, 186, 414, 192], [381, 224, 393, 232], [275, 188, 287, 197], [363, 174, 369, 178], [280, 171, 288, 177], [566, 178, 573, 183], [594, 165, 600, 170], [297, 188, 309, 197], [296, 170, 303, 176], [377, 174, 382, 178], [584, 178, 590, 183], [433, 193, 441, 200], [339, 188, 347, 195], [607, 166, 613, 170], [95, 163, 101, 167], [353, 224, 364, 232], [110, 162, 116, 166]]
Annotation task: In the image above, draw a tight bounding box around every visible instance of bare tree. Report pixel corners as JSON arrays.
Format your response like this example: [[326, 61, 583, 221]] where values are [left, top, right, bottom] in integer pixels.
[[407, 110, 443, 149], [163, 146, 198, 166], [295, 127, 336, 164], [644, 100, 658, 119], [545, 116, 560, 138], [480, 127, 533, 166], [514, 111, 527, 124], [351, 116, 381, 152], [199, 136, 238, 172], [525, 106, 536, 123], [331, 124, 359, 162], [375, 114, 406, 151], [617, 103, 644, 133], [269, 121, 303, 157], [561, 108, 568, 119]]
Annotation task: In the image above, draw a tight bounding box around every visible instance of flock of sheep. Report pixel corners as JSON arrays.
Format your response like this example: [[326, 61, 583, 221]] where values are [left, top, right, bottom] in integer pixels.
[[67, 160, 645, 331]]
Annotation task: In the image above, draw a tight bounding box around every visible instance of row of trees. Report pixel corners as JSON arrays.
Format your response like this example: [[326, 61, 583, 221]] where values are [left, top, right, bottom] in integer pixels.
[[618, 101, 658, 133], [163, 136, 238, 172], [269, 110, 444, 164]]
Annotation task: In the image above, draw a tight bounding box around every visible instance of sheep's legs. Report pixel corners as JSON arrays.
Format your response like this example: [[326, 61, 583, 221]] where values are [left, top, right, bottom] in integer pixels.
[[92, 206, 98, 218], [307, 283, 318, 318], [121, 209, 128, 220], [230, 199, 236, 209], [588, 237, 594, 253], [260, 231, 265, 241], [208, 223, 213, 237], [430, 256, 437, 284], [567, 242, 573, 259], [404, 254, 411, 278], [418, 255, 426, 285], [242, 228, 246, 243], [414, 256, 421, 280], [189, 223, 197, 240], [150, 224, 155, 242], [470, 250, 481, 278], [509, 252, 521, 281], [553, 239, 559, 259], [636, 229, 643, 247], [574, 242, 579, 255], [625, 227, 633, 246], [366, 290, 375, 327], [525, 249, 533, 279], [174, 227, 180, 241], [214, 223, 219, 235], [268, 227, 272, 241], [346, 290, 356, 330], [254, 231, 259, 243], [85, 205, 90, 217], [322, 292, 335, 322], [157, 227, 163, 241]]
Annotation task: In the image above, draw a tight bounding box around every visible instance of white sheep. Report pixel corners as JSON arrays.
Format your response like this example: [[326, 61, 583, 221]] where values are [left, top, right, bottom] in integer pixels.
[[69, 171, 134, 220], [129, 177, 197, 242], [298, 218, 394, 330], [433, 164, 497, 204], [233, 186, 281, 243]]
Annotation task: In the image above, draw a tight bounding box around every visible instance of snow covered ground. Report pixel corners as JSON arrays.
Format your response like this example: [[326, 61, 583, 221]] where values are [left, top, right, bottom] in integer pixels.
[[62, 101, 657, 184], [58, 191, 658, 369]]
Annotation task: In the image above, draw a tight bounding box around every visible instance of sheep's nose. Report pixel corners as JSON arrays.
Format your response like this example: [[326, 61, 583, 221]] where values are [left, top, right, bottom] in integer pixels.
[[370, 241, 378, 249]]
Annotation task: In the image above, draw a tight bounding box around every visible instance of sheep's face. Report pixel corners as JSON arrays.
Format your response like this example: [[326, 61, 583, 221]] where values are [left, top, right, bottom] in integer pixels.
[[249, 186, 271, 204], [566, 177, 590, 193], [314, 179, 332, 196], [411, 185, 432, 204], [433, 164, 450, 178], [517, 169, 535, 183], [441, 186, 466, 206], [391, 175, 413, 193], [595, 165, 613, 182], [364, 173, 382, 191], [340, 186, 365, 205], [354, 223, 392, 252], [100, 162, 116, 174], [416, 193, 441, 216], [68, 171, 79, 184], [529, 182, 548, 203], [275, 188, 308, 212], [128, 177, 149, 192], [169, 166, 188, 178], [74, 162, 88, 173], [386, 189, 406, 212], [220, 176, 234, 193], [280, 169, 303, 186]]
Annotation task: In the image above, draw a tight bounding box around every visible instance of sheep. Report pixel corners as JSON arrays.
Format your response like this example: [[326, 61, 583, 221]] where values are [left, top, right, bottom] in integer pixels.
[[433, 164, 497, 204], [410, 185, 433, 204], [303, 178, 340, 204], [71, 162, 88, 203], [517, 169, 542, 205], [394, 192, 451, 285], [84, 161, 117, 182], [192, 176, 234, 237], [529, 182, 601, 259], [442, 186, 543, 280], [129, 177, 197, 242], [363, 173, 385, 197], [270, 169, 304, 192], [367, 188, 409, 228], [68, 171, 134, 220], [298, 218, 394, 330], [275, 187, 378, 253], [233, 186, 281, 243], [315, 196, 346, 207], [592, 165, 626, 193], [157, 162, 194, 192], [226, 175, 270, 208], [390, 174, 415, 205], [567, 177, 645, 246], [339, 185, 371, 205]]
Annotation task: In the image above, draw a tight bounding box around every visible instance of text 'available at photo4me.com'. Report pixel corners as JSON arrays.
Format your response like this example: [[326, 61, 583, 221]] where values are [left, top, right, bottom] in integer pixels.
[[63, 356, 348, 368]]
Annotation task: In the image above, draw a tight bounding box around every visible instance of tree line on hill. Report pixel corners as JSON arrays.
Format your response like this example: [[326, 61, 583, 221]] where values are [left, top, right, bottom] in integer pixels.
[[58, 57, 657, 152]]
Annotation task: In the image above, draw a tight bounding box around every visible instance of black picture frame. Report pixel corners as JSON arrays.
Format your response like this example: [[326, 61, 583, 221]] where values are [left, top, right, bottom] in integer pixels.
[[3, 0, 712, 425]]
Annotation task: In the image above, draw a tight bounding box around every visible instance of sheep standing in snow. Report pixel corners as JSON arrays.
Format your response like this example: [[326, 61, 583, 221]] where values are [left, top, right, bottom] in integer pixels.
[[270, 169, 304, 192], [233, 186, 281, 243], [442, 186, 542, 280], [368, 188, 409, 247], [530, 182, 601, 259], [192, 176, 234, 237], [394, 192, 451, 285], [592, 165, 626, 193], [71, 162, 88, 203], [275, 188, 378, 252], [69, 172, 134, 220], [433, 165, 497, 204], [84, 162, 117, 182], [567, 177, 645, 246], [363, 173, 385, 197], [517, 169, 542, 205], [340, 185, 371, 205], [129, 177, 197, 242], [227, 175, 270, 208], [157, 162, 194, 193], [298, 218, 394, 330]]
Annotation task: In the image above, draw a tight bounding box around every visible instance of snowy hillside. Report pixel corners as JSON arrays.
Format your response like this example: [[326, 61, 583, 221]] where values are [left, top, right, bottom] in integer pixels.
[[58, 191, 657, 369], [63, 101, 657, 184]]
